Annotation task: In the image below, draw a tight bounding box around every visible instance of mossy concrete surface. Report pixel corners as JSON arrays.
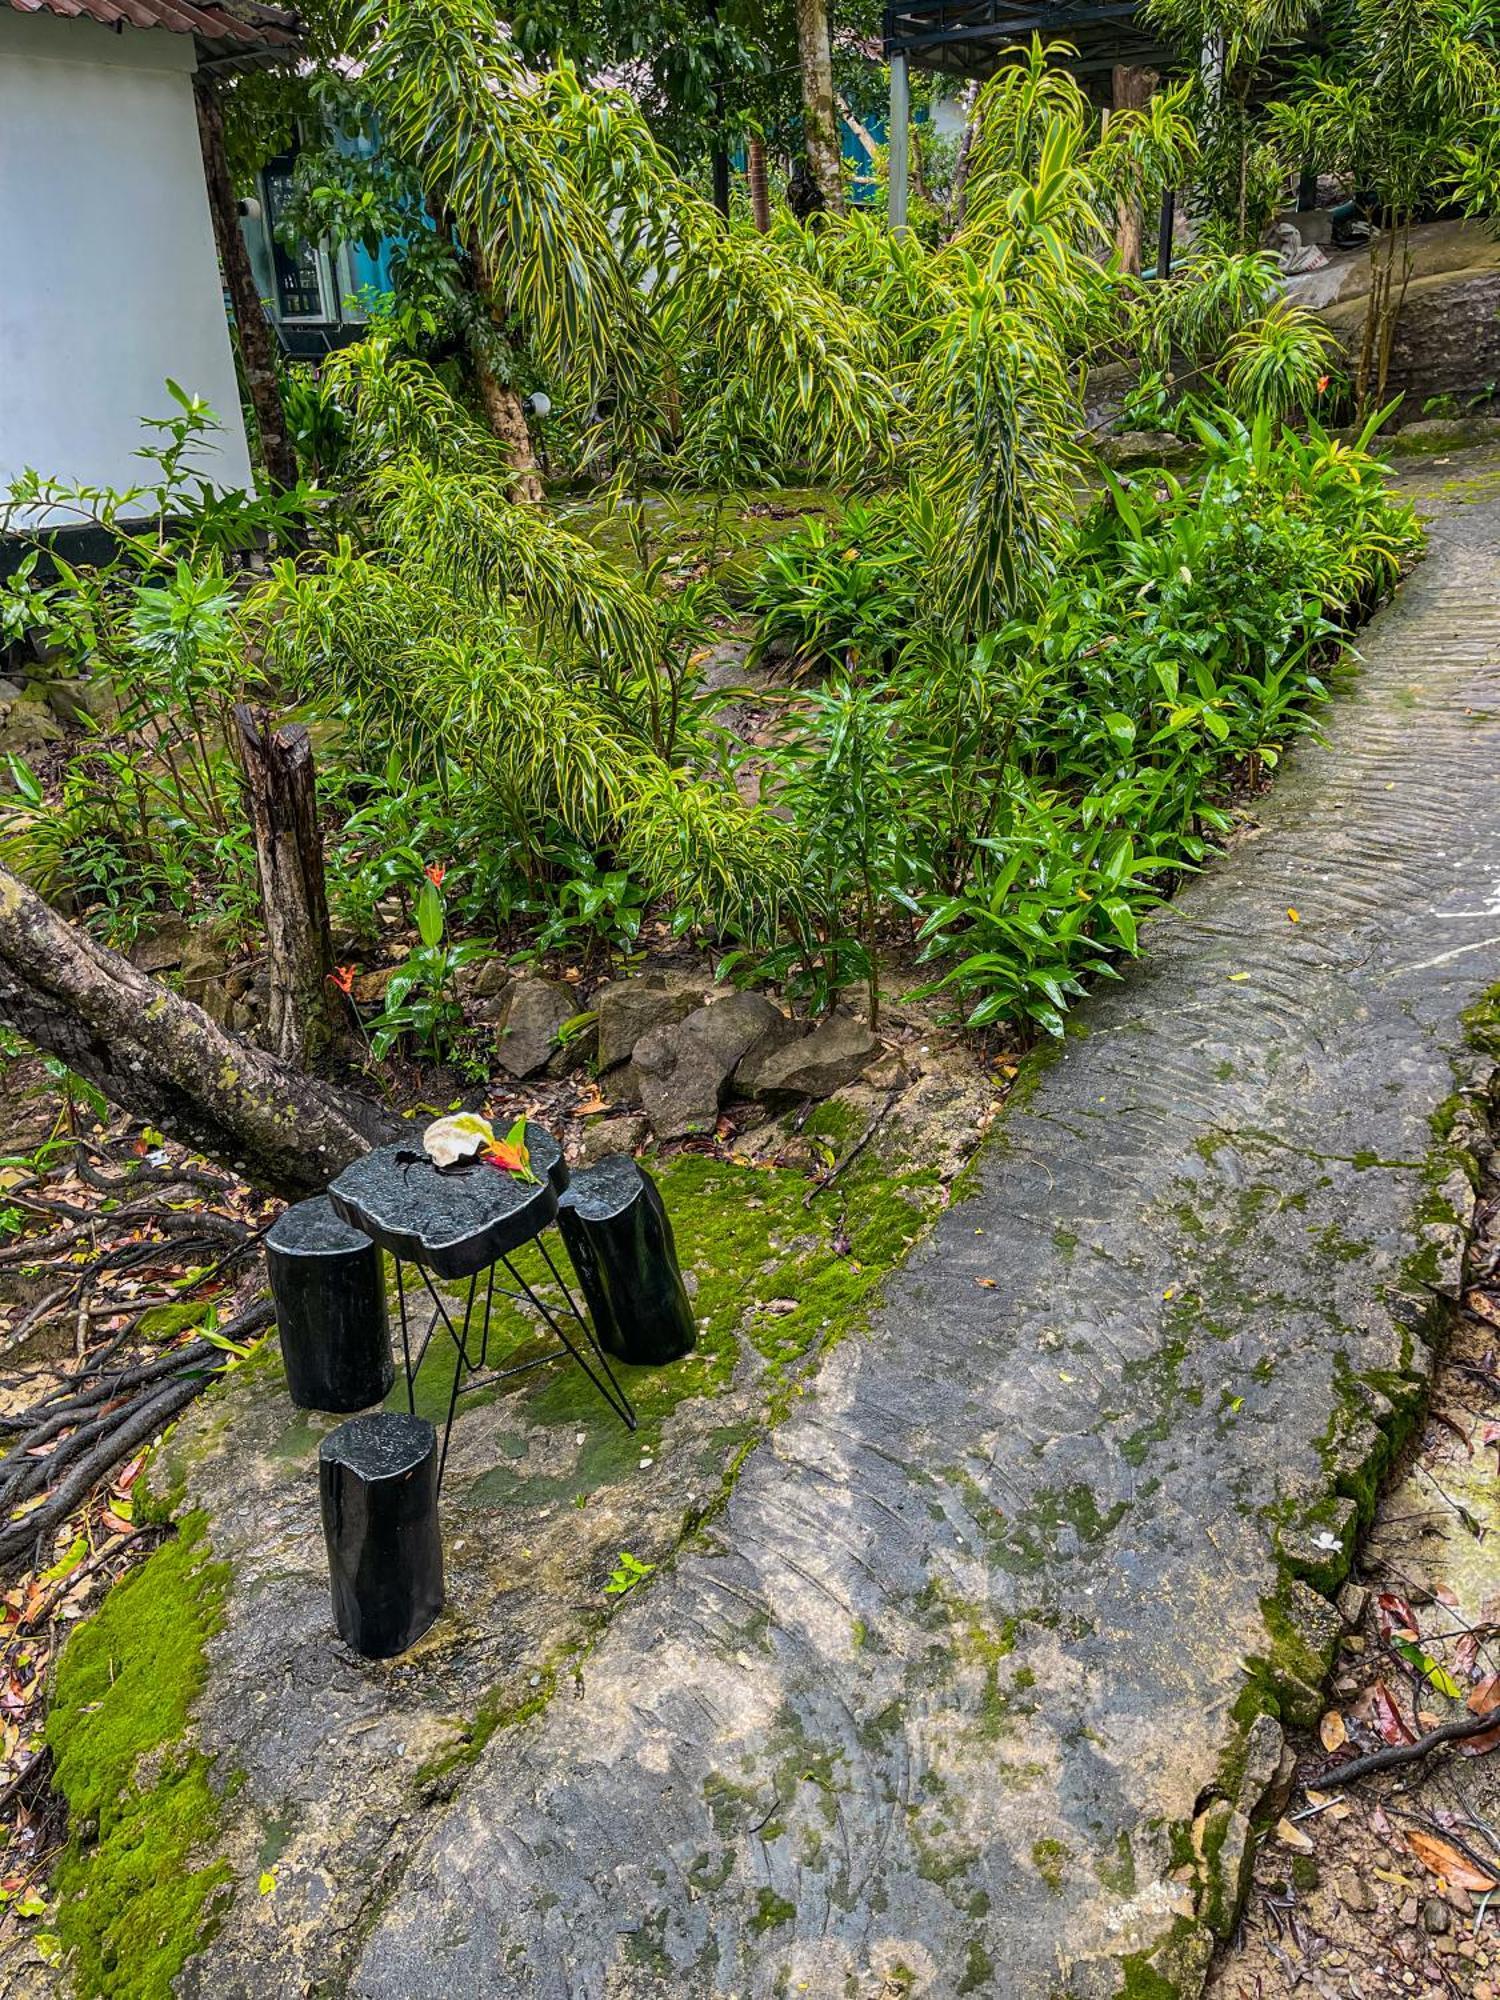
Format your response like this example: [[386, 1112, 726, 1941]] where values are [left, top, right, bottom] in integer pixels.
[[100, 1123, 969, 2000], [337, 466, 1500, 1997]]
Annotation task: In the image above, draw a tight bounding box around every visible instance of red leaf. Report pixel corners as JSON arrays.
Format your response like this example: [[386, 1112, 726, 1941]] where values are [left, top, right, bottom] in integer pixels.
[[1377, 1592, 1419, 1641], [1372, 1679, 1416, 1745]]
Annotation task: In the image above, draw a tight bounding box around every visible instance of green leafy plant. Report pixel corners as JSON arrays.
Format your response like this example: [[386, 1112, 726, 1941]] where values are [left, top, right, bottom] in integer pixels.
[[604, 1550, 655, 1596], [366, 866, 487, 1061]]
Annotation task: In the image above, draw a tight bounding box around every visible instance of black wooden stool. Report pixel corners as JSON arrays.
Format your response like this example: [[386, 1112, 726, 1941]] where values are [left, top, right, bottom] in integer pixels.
[[319, 1412, 444, 1657], [556, 1155, 697, 1366], [266, 1195, 394, 1413]]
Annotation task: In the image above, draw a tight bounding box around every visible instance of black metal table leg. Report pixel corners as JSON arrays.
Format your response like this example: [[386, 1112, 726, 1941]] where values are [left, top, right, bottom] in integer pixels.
[[499, 1249, 637, 1433]]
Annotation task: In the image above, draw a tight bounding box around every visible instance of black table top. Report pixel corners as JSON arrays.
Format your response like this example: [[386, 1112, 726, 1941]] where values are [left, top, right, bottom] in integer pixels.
[[328, 1127, 566, 1279]]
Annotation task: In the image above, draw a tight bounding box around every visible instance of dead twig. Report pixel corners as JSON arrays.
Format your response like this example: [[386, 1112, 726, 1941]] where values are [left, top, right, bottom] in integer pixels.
[[804, 1082, 905, 1209], [1319, 1709, 1500, 1786]]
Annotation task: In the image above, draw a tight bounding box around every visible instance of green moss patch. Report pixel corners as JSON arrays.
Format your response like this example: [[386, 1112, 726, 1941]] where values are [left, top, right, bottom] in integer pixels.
[[47, 1512, 231, 1999], [445, 1148, 938, 1511]]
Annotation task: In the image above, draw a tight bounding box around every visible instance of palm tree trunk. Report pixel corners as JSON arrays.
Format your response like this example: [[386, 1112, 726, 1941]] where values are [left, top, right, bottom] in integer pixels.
[[793, 0, 843, 212], [193, 78, 298, 492]]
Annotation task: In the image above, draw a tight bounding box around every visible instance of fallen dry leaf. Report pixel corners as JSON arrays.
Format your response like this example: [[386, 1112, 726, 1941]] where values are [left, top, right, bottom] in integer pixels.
[[1319, 1710, 1348, 1752], [1277, 1817, 1315, 1853], [974, 1277, 997, 1289], [1406, 1829, 1498, 1892], [1459, 1721, 1500, 1758], [1372, 1679, 1416, 1746], [1468, 1674, 1500, 1717], [1377, 1591, 1420, 1641]]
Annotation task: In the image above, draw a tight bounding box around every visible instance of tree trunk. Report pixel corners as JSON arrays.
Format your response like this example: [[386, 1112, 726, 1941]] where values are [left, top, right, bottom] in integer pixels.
[[793, 0, 843, 213], [948, 86, 978, 234], [465, 233, 544, 503], [232, 707, 337, 1071], [747, 135, 771, 232], [1111, 64, 1158, 276], [193, 78, 299, 494], [0, 866, 395, 1199]]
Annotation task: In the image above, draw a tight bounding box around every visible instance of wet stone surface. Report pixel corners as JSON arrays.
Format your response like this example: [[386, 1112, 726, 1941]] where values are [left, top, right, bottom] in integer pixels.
[[150, 1129, 958, 2000], [337, 474, 1500, 1995]]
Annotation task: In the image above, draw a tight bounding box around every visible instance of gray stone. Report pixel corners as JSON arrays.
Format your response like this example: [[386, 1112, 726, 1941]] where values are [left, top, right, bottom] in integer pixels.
[[750, 1007, 880, 1101], [1336, 1580, 1370, 1629], [1233, 1712, 1287, 1822], [457, 957, 512, 1003], [128, 918, 192, 974], [0, 694, 63, 755], [593, 975, 706, 1071], [578, 1114, 649, 1165], [494, 979, 576, 1078], [1192, 1799, 1254, 1939], [1336, 1869, 1377, 1914], [1423, 1896, 1451, 1934], [633, 1022, 727, 1142], [1100, 428, 1200, 470], [679, 991, 780, 1073], [730, 1009, 809, 1096], [632, 993, 786, 1140], [37, 673, 118, 731]]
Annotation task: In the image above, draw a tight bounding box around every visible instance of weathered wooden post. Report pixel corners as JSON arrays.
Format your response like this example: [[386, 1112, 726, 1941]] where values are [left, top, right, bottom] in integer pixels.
[[232, 706, 337, 1072]]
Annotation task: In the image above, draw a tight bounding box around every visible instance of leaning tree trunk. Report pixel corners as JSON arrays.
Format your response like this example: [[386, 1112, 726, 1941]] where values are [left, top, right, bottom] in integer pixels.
[[0, 866, 396, 1198], [793, 0, 844, 213], [194, 78, 299, 494], [232, 707, 337, 1071]]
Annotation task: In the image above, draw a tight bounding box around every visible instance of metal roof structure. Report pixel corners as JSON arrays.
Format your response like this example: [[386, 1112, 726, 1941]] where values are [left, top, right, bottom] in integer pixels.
[[883, 0, 1172, 82], [3, 0, 299, 61]]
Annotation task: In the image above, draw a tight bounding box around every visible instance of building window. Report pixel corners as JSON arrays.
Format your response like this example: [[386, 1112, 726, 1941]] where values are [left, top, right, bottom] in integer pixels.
[[262, 157, 330, 322]]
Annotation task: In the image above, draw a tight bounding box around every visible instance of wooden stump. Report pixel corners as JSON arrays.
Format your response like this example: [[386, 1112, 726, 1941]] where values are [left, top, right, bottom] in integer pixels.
[[232, 706, 337, 1072], [1112, 64, 1160, 277]]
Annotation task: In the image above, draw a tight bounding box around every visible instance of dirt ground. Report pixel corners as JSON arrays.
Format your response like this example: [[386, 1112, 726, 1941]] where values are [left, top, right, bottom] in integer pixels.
[[1210, 1144, 1500, 2000]]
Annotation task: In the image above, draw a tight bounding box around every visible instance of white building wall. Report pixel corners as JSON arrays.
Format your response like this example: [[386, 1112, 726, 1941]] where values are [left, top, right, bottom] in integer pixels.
[[0, 9, 255, 525]]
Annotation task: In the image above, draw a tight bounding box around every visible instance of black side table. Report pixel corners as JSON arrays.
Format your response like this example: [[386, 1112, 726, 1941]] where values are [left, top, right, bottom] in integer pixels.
[[328, 1131, 636, 1481]]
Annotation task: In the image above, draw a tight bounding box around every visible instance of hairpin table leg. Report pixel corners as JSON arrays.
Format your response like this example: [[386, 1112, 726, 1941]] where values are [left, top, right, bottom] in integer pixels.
[[500, 1250, 637, 1432]]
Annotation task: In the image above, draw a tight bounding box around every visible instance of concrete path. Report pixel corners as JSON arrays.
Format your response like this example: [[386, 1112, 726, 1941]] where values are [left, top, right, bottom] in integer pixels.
[[349, 472, 1500, 1999]]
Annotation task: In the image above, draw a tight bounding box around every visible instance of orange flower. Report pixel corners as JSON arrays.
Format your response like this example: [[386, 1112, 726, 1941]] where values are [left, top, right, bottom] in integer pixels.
[[484, 1142, 528, 1176], [328, 965, 356, 997], [425, 862, 446, 887], [1316, 374, 1330, 393]]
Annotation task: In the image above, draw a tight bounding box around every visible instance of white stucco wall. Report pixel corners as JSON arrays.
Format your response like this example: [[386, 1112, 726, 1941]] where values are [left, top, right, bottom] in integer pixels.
[[0, 9, 255, 526]]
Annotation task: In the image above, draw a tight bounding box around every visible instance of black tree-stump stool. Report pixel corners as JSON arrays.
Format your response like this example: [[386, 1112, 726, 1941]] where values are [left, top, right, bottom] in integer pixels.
[[327, 1130, 635, 1483], [556, 1156, 697, 1367], [319, 1412, 444, 1657], [266, 1195, 394, 1413]]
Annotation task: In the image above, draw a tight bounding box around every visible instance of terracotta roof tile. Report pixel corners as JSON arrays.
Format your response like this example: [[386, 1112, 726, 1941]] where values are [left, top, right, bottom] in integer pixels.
[[5, 0, 300, 52]]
